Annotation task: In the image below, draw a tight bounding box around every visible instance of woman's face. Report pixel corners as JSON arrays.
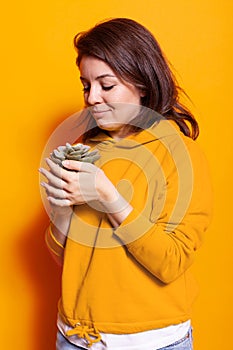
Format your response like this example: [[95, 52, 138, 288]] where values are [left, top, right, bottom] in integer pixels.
[[79, 56, 144, 139]]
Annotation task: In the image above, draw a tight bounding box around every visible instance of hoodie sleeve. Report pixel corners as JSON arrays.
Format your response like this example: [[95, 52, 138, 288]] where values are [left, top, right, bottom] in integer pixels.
[[45, 223, 65, 263], [114, 139, 213, 284]]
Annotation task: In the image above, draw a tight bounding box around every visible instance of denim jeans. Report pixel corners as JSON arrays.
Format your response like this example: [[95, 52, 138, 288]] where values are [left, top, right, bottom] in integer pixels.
[[56, 327, 193, 350], [56, 331, 85, 350], [158, 327, 193, 349]]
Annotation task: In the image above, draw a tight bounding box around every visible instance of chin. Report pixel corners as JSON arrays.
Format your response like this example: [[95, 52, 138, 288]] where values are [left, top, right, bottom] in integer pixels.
[[98, 123, 122, 131]]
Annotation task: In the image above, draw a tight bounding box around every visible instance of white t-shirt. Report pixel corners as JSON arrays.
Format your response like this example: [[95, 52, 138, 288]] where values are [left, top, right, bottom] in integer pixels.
[[57, 315, 191, 350]]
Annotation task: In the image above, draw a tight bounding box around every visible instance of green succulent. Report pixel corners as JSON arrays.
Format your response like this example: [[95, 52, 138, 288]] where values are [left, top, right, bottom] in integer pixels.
[[50, 142, 100, 167]]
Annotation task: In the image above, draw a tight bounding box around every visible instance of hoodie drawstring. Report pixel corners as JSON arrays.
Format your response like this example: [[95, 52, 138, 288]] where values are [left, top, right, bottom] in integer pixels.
[[66, 323, 101, 347]]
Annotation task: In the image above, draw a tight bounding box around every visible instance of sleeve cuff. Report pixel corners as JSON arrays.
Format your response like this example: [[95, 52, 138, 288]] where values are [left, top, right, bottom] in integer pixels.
[[45, 224, 65, 257], [113, 208, 154, 246]]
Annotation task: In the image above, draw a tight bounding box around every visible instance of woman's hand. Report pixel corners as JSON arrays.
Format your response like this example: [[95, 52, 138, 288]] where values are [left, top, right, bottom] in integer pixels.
[[40, 158, 117, 206], [40, 158, 132, 227]]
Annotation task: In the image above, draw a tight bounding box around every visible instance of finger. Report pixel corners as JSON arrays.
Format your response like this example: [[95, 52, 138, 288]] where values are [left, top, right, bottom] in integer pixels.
[[46, 158, 80, 183], [39, 167, 67, 189], [46, 158, 67, 177], [40, 182, 68, 199], [47, 196, 72, 207], [62, 160, 96, 173]]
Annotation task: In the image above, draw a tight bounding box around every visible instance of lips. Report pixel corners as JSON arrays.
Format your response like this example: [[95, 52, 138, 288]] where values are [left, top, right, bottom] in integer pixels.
[[91, 108, 112, 119], [91, 108, 110, 113]]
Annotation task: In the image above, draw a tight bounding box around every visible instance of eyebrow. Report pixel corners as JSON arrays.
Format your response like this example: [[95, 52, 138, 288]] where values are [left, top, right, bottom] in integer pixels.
[[80, 74, 116, 81]]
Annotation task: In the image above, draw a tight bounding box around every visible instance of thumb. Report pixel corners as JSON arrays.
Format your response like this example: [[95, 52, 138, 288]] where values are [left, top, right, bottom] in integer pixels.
[[62, 160, 82, 171], [62, 160, 95, 172]]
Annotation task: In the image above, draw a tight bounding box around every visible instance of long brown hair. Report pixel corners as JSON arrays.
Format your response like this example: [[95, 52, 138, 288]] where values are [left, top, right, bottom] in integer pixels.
[[74, 18, 199, 140]]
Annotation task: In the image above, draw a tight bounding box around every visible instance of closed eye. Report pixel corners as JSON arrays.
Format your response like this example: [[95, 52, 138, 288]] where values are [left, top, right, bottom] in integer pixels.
[[82, 85, 115, 92], [102, 85, 115, 91]]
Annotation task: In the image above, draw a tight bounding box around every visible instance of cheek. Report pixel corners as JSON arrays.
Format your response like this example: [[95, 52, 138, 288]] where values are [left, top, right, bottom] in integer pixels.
[[123, 90, 142, 104], [110, 86, 140, 104], [83, 93, 88, 105], [112, 103, 142, 124]]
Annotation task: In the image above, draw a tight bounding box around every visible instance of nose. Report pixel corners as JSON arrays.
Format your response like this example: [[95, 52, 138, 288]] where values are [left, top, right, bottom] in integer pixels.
[[86, 85, 103, 106]]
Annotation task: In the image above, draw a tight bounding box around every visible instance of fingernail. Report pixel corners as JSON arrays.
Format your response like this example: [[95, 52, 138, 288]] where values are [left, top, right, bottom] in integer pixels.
[[62, 160, 69, 166]]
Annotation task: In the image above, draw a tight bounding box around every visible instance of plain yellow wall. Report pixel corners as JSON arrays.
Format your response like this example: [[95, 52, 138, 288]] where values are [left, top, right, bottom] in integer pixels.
[[1, 1, 232, 349]]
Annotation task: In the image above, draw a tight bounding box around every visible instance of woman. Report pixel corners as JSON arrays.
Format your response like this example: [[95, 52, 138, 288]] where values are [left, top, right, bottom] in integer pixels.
[[40, 18, 212, 350]]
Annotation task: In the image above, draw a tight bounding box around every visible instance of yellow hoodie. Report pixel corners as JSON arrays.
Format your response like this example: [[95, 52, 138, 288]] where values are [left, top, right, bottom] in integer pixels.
[[46, 120, 212, 345]]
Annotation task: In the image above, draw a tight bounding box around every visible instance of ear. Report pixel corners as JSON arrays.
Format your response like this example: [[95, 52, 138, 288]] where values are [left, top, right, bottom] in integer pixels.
[[139, 88, 147, 97]]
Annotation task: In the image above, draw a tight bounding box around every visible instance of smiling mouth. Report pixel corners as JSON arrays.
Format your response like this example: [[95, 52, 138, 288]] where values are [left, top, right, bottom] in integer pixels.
[[91, 109, 110, 115]]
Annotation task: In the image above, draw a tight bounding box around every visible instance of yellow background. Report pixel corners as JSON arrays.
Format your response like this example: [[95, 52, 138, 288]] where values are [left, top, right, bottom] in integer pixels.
[[1, 1, 232, 349]]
